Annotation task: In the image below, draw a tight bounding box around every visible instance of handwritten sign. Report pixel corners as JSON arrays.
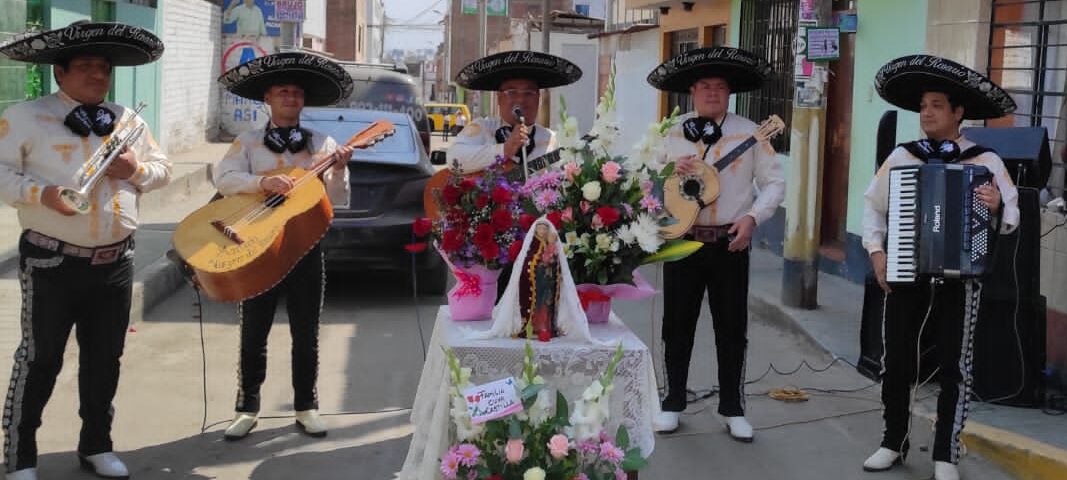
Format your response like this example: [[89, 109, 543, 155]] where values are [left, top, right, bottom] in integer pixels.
[[463, 377, 522, 424]]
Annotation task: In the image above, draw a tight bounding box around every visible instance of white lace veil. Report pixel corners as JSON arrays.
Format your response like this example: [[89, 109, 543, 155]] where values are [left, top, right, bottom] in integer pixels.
[[466, 216, 597, 343]]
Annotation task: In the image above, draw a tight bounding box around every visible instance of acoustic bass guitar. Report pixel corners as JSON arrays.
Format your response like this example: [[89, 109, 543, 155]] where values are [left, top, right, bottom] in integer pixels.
[[172, 120, 395, 302]]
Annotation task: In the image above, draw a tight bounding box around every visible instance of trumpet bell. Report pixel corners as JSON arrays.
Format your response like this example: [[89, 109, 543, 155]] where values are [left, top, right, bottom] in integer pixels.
[[59, 188, 92, 215]]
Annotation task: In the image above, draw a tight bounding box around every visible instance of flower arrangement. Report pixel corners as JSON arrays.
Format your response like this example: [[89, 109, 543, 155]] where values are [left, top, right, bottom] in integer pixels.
[[520, 69, 689, 287], [411, 156, 527, 270], [441, 330, 646, 480]]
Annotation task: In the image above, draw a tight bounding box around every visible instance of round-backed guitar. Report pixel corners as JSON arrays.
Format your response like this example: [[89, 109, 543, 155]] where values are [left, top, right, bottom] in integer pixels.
[[661, 114, 785, 239]]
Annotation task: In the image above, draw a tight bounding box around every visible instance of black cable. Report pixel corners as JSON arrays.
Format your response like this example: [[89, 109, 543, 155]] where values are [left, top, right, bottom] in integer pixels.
[[663, 357, 878, 405], [1040, 215, 1067, 238], [194, 289, 209, 434], [200, 407, 415, 432], [409, 234, 428, 362]]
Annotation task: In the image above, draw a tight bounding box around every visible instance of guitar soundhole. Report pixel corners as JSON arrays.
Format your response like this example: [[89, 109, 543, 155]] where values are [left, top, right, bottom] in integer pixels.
[[681, 177, 704, 200]]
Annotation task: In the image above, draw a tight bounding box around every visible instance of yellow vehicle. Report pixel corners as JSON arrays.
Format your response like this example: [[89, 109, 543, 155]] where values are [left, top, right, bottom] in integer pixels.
[[426, 103, 470, 133]]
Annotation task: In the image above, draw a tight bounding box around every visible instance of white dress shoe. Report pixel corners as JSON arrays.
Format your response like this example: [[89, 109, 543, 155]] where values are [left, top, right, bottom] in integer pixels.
[[295, 409, 328, 437], [934, 461, 960, 480], [653, 411, 680, 433], [5, 468, 37, 480], [725, 416, 754, 442], [862, 447, 903, 472], [224, 412, 259, 440], [78, 452, 129, 479]]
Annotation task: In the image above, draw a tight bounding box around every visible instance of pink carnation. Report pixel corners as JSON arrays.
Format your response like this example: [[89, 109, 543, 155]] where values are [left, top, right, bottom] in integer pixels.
[[548, 434, 570, 459], [440, 452, 461, 479], [453, 443, 480, 467], [601, 161, 622, 183], [599, 442, 624, 464], [639, 195, 662, 212], [563, 161, 581, 182]]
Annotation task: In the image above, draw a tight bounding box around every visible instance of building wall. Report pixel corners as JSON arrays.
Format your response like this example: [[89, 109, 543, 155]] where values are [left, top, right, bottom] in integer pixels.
[[159, 0, 222, 153], [303, 0, 325, 39], [601, 28, 661, 157], [326, 0, 366, 61]]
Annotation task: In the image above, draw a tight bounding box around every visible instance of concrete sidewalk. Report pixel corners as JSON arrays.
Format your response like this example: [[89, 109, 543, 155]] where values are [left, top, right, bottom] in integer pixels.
[[0, 142, 229, 380], [747, 246, 1067, 480]]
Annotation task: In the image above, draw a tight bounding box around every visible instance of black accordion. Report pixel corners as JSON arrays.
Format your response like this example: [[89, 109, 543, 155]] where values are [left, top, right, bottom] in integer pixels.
[[886, 163, 996, 283]]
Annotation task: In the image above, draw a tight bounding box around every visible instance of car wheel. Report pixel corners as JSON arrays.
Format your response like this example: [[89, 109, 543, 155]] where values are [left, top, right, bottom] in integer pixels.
[[415, 263, 448, 295]]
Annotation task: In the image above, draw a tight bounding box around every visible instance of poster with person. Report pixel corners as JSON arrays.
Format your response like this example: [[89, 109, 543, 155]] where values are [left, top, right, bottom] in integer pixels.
[[222, 0, 281, 37]]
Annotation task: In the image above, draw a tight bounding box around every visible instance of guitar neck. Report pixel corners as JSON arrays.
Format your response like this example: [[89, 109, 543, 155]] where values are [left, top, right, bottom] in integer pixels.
[[712, 136, 759, 172], [505, 149, 562, 181]]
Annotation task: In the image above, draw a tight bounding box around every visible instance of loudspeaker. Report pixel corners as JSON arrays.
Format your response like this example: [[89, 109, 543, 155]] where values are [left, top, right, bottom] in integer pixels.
[[961, 126, 1052, 189], [972, 295, 1047, 407], [875, 110, 898, 170], [982, 187, 1042, 301]]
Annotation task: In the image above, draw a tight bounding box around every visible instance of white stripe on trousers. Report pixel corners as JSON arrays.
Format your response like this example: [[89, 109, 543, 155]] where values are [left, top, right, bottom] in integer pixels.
[[950, 280, 981, 463], [3, 255, 64, 472]]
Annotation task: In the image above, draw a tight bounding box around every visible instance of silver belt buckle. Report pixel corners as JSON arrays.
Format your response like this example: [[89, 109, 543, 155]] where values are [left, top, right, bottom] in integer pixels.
[[90, 244, 123, 265]]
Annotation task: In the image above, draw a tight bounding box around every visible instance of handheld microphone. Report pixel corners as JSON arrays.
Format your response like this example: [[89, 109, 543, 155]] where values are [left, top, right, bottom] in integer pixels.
[[512, 106, 525, 124]]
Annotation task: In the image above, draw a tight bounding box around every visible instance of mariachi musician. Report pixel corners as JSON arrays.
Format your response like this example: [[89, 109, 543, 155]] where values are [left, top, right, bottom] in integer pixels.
[[0, 20, 169, 480], [861, 55, 1019, 480], [214, 52, 355, 441], [647, 47, 785, 440]]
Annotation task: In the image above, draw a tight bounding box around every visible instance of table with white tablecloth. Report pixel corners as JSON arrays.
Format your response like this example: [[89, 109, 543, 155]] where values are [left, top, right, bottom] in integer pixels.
[[398, 306, 659, 479]]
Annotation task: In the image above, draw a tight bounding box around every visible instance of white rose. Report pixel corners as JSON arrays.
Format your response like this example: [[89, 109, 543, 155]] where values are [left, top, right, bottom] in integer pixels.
[[524, 467, 547, 480], [581, 181, 602, 201]]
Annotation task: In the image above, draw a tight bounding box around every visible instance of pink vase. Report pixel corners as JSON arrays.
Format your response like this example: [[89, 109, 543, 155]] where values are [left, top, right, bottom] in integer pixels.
[[575, 284, 613, 324], [447, 265, 501, 321]]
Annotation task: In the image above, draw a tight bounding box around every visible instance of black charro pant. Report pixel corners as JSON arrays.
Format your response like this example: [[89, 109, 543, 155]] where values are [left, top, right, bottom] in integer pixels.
[[235, 244, 324, 413], [661, 240, 750, 417], [4, 234, 133, 472], [879, 278, 981, 464]]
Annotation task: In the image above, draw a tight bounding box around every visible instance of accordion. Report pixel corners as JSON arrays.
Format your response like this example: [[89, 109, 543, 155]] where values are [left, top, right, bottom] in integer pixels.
[[886, 163, 996, 283]]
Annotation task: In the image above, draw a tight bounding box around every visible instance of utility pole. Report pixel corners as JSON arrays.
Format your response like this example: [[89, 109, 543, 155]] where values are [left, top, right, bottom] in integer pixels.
[[541, 0, 550, 52], [781, 0, 832, 309], [476, 0, 488, 116]]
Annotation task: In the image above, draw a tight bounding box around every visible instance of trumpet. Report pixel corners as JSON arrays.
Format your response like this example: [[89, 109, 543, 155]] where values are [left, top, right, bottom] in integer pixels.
[[59, 102, 148, 214]]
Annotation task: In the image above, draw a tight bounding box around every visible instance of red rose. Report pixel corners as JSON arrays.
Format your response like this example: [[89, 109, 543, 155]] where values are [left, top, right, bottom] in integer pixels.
[[491, 209, 513, 232], [480, 242, 500, 261], [519, 213, 537, 231], [595, 206, 620, 227], [442, 228, 464, 252], [546, 211, 563, 229], [507, 240, 523, 262], [412, 217, 433, 237], [491, 185, 512, 204], [474, 224, 494, 247], [442, 184, 461, 205], [476, 194, 490, 209], [404, 242, 427, 253], [460, 178, 477, 192]]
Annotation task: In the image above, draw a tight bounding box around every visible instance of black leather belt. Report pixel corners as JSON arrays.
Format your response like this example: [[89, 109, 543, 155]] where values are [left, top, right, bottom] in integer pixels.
[[685, 224, 734, 243], [24, 230, 132, 265]]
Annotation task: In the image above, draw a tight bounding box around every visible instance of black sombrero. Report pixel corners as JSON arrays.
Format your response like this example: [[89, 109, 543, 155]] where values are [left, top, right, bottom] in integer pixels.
[[0, 21, 163, 66], [875, 55, 1016, 120], [218, 52, 354, 107], [455, 51, 582, 91], [647, 47, 772, 94]]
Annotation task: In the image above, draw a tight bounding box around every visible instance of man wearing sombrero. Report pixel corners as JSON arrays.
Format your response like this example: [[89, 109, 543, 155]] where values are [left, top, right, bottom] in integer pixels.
[[214, 52, 355, 441], [447, 50, 582, 299], [647, 47, 785, 439], [447, 50, 582, 175], [0, 21, 169, 480], [861, 55, 1019, 480]]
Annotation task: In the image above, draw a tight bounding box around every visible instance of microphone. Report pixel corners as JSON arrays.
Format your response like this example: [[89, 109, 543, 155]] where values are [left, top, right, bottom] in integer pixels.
[[512, 106, 525, 124]]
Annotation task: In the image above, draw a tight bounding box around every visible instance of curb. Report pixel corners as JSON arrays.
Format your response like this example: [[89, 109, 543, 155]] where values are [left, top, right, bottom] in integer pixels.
[[750, 264, 1067, 480]]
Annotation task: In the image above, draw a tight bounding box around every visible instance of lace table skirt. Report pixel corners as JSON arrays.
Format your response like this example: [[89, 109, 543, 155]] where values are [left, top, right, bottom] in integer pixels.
[[397, 306, 660, 479]]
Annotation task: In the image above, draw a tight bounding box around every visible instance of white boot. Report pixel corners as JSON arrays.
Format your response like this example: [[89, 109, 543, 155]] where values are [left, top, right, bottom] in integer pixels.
[[934, 461, 960, 480], [725, 416, 754, 442], [78, 452, 129, 479], [5, 468, 37, 480], [295, 409, 328, 437], [224, 412, 259, 440], [862, 447, 903, 472], [653, 411, 680, 433]]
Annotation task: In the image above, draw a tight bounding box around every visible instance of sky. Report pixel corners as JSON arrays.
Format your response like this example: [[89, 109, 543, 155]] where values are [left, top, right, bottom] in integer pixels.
[[382, 0, 447, 54]]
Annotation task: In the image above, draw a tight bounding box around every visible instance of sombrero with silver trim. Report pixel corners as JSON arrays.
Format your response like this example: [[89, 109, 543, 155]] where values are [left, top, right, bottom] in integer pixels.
[[647, 47, 772, 94], [455, 50, 582, 91], [218, 52, 354, 107], [0, 21, 163, 66], [875, 54, 1016, 120]]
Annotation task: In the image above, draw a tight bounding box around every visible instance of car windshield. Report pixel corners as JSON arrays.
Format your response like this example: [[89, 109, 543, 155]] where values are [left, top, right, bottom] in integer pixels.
[[334, 72, 428, 128]]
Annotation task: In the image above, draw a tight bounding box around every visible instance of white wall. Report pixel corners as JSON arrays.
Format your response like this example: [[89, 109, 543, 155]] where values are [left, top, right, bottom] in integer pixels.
[[610, 28, 661, 156], [303, 0, 326, 39], [528, 33, 599, 133], [159, 0, 223, 153], [366, 0, 385, 62]]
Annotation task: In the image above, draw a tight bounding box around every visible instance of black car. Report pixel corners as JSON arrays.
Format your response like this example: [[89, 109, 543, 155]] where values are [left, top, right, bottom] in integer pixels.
[[335, 62, 434, 155], [300, 107, 446, 294]]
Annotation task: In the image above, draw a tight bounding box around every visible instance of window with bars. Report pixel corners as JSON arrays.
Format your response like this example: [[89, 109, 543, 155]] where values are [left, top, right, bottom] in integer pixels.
[[737, 0, 797, 153], [989, 0, 1067, 200], [666, 28, 698, 115]]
